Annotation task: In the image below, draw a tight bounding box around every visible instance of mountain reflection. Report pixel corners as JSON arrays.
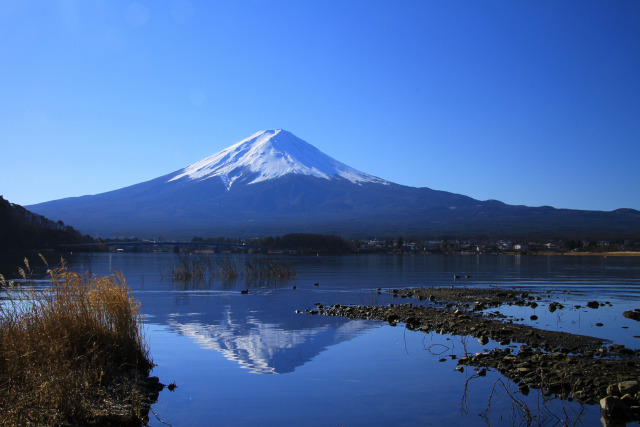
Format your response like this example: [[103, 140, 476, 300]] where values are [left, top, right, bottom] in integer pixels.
[[68, 253, 384, 374], [143, 289, 378, 374], [167, 309, 375, 374]]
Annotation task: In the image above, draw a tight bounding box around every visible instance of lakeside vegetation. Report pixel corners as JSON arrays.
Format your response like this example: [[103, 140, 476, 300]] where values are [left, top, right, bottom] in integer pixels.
[[170, 253, 295, 284], [253, 233, 352, 254], [0, 257, 158, 426]]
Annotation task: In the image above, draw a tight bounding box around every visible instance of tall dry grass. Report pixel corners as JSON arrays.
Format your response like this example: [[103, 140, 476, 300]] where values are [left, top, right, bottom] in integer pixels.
[[0, 257, 153, 426], [170, 253, 214, 282], [245, 257, 296, 280], [217, 256, 238, 280], [169, 254, 296, 284]]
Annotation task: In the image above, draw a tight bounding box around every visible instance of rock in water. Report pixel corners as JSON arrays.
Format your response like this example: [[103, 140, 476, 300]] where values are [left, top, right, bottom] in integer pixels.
[[600, 396, 628, 420], [623, 310, 640, 321], [618, 381, 640, 396]]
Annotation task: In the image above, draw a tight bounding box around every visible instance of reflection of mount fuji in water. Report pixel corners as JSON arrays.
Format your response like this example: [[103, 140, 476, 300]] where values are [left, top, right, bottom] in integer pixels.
[[167, 308, 374, 374], [142, 287, 379, 374]]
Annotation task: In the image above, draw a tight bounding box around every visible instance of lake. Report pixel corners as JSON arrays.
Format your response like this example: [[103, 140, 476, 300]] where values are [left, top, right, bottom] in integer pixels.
[[65, 253, 639, 426]]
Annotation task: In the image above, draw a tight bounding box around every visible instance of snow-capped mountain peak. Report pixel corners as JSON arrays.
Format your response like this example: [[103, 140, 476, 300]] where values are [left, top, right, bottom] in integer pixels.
[[169, 129, 389, 189]]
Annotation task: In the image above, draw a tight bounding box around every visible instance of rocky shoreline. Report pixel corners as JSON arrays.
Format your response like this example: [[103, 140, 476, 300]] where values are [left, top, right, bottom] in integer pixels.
[[304, 286, 640, 423], [87, 370, 166, 426]]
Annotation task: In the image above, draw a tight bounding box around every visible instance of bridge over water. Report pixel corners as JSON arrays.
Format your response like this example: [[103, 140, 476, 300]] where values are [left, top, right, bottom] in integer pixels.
[[60, 241, 264, 253]]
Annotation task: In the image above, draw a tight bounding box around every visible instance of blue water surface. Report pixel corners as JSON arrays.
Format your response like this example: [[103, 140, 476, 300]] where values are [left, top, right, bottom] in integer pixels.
[[66, 253, 639, 426]]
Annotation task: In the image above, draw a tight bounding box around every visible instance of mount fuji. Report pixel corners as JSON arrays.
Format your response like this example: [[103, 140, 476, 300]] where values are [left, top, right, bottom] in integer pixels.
[[27, 129, 640, 239], [168, 129, 389, 190]]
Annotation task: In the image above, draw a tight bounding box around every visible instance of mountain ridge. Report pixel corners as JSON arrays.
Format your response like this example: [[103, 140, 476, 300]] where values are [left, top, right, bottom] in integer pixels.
[[26, 130, 640, 239]]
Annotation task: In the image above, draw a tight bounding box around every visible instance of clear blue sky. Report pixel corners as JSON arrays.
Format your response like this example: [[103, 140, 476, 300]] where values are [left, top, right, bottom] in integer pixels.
[[1, 1, 639, 211]]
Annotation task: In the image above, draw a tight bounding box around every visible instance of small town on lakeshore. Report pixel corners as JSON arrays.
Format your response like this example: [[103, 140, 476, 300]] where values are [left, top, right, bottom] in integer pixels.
[[85, 234, 640, 256]]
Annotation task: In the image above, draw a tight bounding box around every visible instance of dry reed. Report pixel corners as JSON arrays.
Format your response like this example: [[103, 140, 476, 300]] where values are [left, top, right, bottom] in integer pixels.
[[245, 257, 296, 280], [0, 257, 154, 426], [170, 253, 214, 282], [169, 254, 295, 284], [217, 256, 238, 280]]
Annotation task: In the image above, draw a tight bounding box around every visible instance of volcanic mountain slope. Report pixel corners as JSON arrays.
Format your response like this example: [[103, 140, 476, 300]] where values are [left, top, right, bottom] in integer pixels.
[[168, 129, 389, 189], [27, 129, 640, 239]]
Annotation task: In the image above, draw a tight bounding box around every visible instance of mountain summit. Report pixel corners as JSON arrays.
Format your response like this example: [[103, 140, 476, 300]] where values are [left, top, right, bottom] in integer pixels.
[[27, 130, 640, 239], [169, 129, 388, 190]]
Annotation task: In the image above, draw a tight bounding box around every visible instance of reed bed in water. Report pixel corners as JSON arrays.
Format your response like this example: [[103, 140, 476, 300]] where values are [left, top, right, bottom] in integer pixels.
[[170, 253, 215, 282], [245, 257, 296, 280], [169, 254, 295, 283], [217, 256, 238, 280], [0, 257, 154, 426]]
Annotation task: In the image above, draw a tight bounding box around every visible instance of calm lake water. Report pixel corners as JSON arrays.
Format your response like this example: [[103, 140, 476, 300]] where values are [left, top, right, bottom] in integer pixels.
[[65, 253, 640, 426]]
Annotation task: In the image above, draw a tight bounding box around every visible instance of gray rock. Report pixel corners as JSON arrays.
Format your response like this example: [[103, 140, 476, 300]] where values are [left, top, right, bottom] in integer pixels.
[[619, 381, 640, 396], [621, 394, 638, 407], [607, 384, 620, 396], [600, 396, 628, 420], [472, 301, 485, 311], [623, 310, 640, 321]]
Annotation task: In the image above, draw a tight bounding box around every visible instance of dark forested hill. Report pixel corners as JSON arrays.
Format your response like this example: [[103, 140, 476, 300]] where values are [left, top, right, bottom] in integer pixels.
[[0, 196, 92, 250]]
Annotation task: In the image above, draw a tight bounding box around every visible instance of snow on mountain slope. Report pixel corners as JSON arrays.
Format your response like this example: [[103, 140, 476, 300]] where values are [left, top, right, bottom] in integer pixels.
[[169, 129, 389, 190]]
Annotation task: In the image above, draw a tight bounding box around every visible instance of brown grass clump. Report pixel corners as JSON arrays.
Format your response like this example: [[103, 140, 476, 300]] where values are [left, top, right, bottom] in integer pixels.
[[0, 257, 156, 426]]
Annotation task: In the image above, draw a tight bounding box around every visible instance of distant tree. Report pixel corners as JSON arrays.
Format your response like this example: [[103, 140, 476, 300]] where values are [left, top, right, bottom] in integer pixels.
[[396, 236, 404, 251], [261, 236, 275, 247], [258, 233, 352, 254], [564, 240, 583, 251], [384, 238, 394, 250]]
